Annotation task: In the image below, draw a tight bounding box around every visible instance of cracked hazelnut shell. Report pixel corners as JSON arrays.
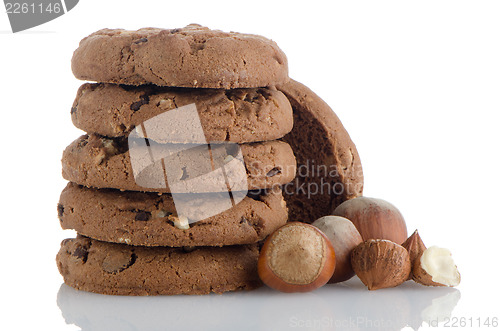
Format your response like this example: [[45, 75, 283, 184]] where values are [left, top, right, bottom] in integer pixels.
[[412, 246, 461, 287], [401, 230, 427, 280]]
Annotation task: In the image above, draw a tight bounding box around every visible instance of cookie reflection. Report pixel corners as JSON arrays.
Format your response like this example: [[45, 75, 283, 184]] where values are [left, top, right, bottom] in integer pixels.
[[57, 284, 261, 331], [57, 278, 460, 331]]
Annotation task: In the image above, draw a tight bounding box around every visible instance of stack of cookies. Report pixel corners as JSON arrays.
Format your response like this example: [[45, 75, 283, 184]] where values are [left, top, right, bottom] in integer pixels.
[[56, 25, 299, 295]]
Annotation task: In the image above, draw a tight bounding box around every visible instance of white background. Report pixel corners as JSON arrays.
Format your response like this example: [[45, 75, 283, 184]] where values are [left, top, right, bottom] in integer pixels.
[[1, 0, 499, 330]]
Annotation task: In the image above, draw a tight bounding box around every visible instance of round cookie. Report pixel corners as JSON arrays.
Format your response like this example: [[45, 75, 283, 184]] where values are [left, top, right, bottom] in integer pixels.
[[71, 84, 293, 143], [56, 236, 261, 295], [71, 83, 293, 143], [61, 134, 297, 193], [58, 183, 288, 247], [71, 24, 288, 89], [278, 80, 364, 223]]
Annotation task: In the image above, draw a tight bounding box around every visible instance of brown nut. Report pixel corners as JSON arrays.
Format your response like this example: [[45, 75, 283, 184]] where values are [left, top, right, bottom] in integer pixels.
[[351, 239, 411, 290], [312, 216, 363, 283], [333, 196, 408, 244], [258, 222, 336, 293]]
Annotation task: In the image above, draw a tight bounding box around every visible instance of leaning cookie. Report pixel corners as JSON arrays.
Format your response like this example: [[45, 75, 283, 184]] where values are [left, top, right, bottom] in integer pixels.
[[56, 236, 261, 295], [62, 134, 296, 193], [278, 80, 364, 223], [71, 83, 293, 144], [71, 24, 288, 88], [58, 183, 287, 247]]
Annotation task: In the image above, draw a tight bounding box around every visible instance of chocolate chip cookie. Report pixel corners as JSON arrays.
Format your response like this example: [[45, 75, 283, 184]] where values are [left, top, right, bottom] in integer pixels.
[[278, 80, 364, 223], [61, 134, 297, 193], [56, 236, 261, 295], [71, 24, 288, 88], [71, 83, 293, 144], [58, 183, 287, 247]]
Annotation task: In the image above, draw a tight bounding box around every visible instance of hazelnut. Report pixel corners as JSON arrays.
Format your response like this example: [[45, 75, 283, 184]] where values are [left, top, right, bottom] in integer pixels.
[[258, 222, 336, 293], [333, 196, 408, 244], [351, 239, 411, 290], [401, 230, 426, 280], [412, 246, 461, 287], [312, 216, 363, 283]]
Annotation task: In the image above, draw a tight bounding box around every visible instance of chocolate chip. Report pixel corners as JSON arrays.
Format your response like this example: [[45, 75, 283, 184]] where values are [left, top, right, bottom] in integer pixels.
[[70, 107, 77, 115], [72, 246, 88, 263], [130, 94, 150, 111], [134, 211, 151, 221], [247, 190, 264, 201], [60, 238, 71, 246], [102, 252, 137, 274], [225, 143, 239, 157], [266, 167, 282, 177], [190, 42, 206, 53], [180, 167, 189, 180], [240, 216, 248, 224], [171, 28, 181, 33], [77, 136, 89, 148], [57, 203, 64, 219], [133, 37, 148, 44]]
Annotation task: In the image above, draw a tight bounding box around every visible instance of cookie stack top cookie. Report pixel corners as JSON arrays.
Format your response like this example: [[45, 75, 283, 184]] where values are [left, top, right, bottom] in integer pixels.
[[71, 24, 289, 88]]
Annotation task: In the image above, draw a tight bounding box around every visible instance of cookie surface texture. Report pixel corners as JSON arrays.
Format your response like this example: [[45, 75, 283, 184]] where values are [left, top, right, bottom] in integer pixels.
[[71, 25, 289, 88], [61, 134, 297, 193], [57, 236, 262, 295], [58, 183, 288, 247], [71, 83, 293, 144]]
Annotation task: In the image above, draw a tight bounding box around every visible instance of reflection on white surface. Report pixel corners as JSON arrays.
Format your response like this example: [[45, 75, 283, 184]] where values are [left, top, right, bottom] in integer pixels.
[[57, 278, 460, 331]]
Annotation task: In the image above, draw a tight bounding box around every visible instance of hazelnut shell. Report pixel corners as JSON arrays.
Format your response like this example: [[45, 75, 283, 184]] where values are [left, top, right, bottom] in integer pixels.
[[351, 239, 411, 290], [312, 216, 363, 283], [401, 230, 426, 280], [333, 197, 408, 244]]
